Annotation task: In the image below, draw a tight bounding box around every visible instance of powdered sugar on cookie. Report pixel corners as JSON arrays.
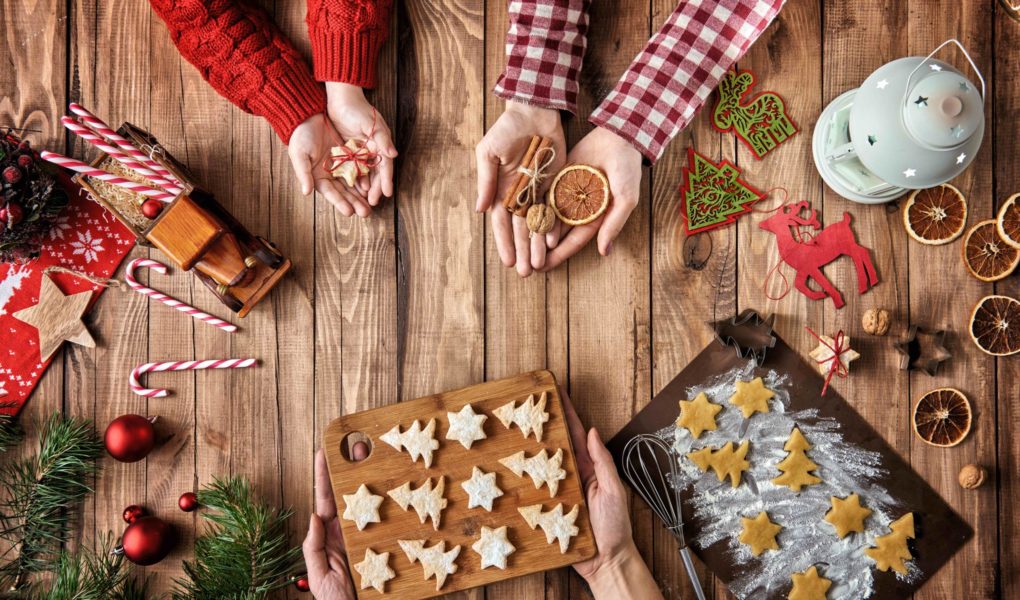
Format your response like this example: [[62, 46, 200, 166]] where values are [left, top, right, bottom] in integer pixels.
[[472, 525, 516, 570], [353, 548, 395, 593], [494, 392, 550, 441], [399, 539, 461, 591], [461, 466, 504, 512], [445, 404, 487, 449], [518, 503, 579, 553], [381, 418, 439, 468], [341, 484, 383, 531], [499, 448, 566, 497], [387, 476, 447, 530]]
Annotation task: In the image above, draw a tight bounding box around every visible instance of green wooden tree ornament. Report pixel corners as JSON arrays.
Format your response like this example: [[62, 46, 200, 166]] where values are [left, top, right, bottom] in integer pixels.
[[679, 149, 765, 234], [713, 69, 798, 159]]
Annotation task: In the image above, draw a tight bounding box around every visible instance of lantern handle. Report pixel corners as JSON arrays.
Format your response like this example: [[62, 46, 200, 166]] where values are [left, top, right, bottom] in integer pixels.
[[903, 38, 986, 106]]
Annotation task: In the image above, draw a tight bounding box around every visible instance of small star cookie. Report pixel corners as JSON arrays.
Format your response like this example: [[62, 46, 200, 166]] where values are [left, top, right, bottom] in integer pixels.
[[808, 334, 860, 376], [728, 377, 775, 418], [499, 448, 566, 497], [472, 525, 516, 569], [446, 404, 487, 449], [342, 484, 383, 531], [461, 466, 504, 511], [686, 440, 750, 487], [387, 476, 448, 530], [381, 418, 439, 467], [772, 427, 822, 492], [518, 503, 580, 553], [824, 493, 872, 538], [676, 392, 722, 438], [864, 513, 915, 574], [788, 566, 832, 600], [738, 511, 782, 556], [353, 548, 395, 593], [494, 392, 550, 441], [399, 539, 461, 591]]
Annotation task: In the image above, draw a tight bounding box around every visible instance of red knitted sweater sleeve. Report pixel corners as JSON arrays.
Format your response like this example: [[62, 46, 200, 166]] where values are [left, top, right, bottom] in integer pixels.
[[149, 0, 326, 143], [306, 0, 393, 87]]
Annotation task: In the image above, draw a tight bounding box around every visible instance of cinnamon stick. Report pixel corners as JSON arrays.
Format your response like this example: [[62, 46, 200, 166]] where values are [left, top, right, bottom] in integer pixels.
[[502, 135, 542, 213], [502, 136, 557, 217]]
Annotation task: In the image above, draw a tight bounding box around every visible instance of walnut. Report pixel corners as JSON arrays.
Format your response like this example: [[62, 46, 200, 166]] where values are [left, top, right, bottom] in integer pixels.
[[527, 204, 556, 235], [958, 464, 986, 489], [862, 308, 891, 336]]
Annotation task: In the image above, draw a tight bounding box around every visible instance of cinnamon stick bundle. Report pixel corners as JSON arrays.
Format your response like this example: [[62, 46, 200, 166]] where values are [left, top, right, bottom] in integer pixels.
[[501, 135, 555, 217]]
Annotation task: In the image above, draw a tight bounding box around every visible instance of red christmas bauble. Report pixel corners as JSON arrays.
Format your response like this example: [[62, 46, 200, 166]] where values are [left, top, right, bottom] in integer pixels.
[[2, 166, 22, 184], [123, 504, 146, 524], [178, 491, 199, 512], [294, 576, 310, 592], [140, 199, 163, 219], [0, 202, 23, 226], [104, 414, 156, 462], [119, 516, 175, 566], [16, 154, 32, 168]]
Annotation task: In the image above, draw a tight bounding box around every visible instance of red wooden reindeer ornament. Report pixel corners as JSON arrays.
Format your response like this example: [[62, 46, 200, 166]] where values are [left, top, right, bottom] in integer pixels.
[[759, 201, 878, 309]]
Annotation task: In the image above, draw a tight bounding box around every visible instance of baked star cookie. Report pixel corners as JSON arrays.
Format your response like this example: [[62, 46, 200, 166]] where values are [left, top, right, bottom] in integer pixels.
[[342, 484, 383, 531], [676, 392, 723, 438], [772, 426, 822, 492], [494, 392, 550, 441], [387, 476, 447, 530], [738, 511, 782, 556], [824, 493, 872, 538], [728, 377, 775, 418], [446, 404, 487, 449], [472, 525, 516, 570], [686, 440, 750, 487], [353, 548, 395, 593], [518, 503, 580, 553], [381, 418, 439, 468], [461, 466, 504, 511], [864, 513, 915, 574], [399, 540, 461, 591], [499, 448, 566, 497], [788, 565, 832, 600]]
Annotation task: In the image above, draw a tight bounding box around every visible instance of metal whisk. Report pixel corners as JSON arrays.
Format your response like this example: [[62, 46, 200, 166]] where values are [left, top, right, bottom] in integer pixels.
[[622, 434, 707, 600]]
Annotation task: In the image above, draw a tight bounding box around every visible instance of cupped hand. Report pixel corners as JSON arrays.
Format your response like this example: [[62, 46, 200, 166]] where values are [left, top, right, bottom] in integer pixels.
[[302, 445, 368, 600], [289, 114, 373, 217], [475, 101, 566, 277], [327, 82, 398, 210], [541, 126, 643, 272]]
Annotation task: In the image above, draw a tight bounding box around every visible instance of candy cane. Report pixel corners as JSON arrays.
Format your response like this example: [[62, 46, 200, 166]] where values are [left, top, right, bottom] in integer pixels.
[[67, 103, 183, 186], [130, 358, 258, 398], [40, 151, 176, 201], [125, 258, 238, 333], [61, 117, 183, 194]]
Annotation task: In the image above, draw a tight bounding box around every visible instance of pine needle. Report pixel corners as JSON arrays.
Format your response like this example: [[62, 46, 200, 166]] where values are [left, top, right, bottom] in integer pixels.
[[0, 406, 23, 454]]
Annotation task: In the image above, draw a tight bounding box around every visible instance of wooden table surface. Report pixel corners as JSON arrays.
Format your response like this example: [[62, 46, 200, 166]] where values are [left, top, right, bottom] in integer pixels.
[[2, 0, 1015, 598]]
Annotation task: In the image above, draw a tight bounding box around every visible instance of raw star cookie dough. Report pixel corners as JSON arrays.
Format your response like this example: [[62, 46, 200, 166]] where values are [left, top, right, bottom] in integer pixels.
[[738, 511, 782, 556], [824, 493, 872, 538], [788, 565, 832, 600], [677, 392, 722, 438], [728, 377, 775, 418]]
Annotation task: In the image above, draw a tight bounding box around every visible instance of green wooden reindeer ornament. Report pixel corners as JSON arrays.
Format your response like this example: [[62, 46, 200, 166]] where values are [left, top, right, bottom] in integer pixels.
[[713, 70, 798, 159]]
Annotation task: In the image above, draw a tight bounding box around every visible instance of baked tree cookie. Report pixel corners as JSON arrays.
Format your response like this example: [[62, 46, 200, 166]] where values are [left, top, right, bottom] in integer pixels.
[[788, 565, 832, 600], [677, 392, 723, 438], [738, 511, 782, 556], [517, 503, 580, 553], [824, 493, 872, 538], [472, 525, 516, 570], [728, 377, 775, 418], [353, 548, 395, 593], [494, 392, 550, 442], [387, 476, 448, 530], [446, 404, 487, 449], [342, 484, 383, 531], [499, 448, 566, 497], [686, 440, 751, 487], [772, 426, 822, 492], [399, 539, 461, 591], [381, 418, 439, 468], [865, 513, 915, 575], [461, 466, 504, 512]]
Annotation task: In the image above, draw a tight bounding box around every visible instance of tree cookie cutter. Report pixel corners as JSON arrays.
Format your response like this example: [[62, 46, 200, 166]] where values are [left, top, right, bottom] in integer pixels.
[[710, 309, 777, 367]]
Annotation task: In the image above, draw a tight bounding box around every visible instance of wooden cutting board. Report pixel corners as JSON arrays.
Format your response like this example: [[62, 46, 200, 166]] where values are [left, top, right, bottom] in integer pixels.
[[323, 370, 596, 599]]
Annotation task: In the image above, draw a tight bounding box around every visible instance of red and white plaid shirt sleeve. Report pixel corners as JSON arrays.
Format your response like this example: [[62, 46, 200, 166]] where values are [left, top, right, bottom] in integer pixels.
[[493, 0, 591, 114], [590, 0, 785, 163]]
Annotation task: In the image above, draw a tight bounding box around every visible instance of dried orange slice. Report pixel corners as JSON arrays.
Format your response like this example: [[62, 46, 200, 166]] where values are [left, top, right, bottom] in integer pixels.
[[962, 219, 1019, 281], [997, 193, 1020, 249], [969, 294, 1020, 356], [902, 184, 967, 245], [912, 388, 971, 448], [548, 164, 610, 226]]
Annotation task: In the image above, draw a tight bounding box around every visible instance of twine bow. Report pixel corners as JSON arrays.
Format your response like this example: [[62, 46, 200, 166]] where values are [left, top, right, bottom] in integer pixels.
[[514, 146, 557, 208], [321, 112, 382, 177], [805, 327, 849, 396]]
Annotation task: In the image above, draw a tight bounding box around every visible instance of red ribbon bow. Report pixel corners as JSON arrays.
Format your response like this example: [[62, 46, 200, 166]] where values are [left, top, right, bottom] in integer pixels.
[[805, 327, 850, 396], [320, 112, 382, 177]]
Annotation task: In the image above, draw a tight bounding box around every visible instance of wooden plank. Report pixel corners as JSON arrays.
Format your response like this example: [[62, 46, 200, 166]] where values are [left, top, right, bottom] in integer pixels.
[[324, 371, 595, 599], [907, 1, 997, 597]]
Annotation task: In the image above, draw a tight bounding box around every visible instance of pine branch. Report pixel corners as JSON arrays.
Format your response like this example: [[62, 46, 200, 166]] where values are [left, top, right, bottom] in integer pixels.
[[32, 535, 148, 600], [172, 477, 300, 600], [0, 405, 23, 454]]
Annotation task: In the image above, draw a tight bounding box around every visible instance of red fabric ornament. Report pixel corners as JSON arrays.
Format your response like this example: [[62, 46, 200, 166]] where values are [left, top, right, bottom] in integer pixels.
[[104, 414, 156, 462], [178, 491, 199, 512], [122, 504, 146, 524], [140, 199, 164, 219], [712, 69, 798, 160], [118, 516, 175, 566], [294, 576, 310, 592], [679, 149, 765, 234]]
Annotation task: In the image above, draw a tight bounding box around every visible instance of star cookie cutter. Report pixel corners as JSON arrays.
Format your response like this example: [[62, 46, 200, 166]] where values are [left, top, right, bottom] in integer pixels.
[[894, 325, 951, 376], [710, 309, 777, 366]]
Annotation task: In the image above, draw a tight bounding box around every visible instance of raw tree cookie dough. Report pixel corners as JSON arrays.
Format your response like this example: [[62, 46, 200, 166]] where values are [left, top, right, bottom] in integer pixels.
[[387, 477, 448, 530], [686, 440, 751, 487], [772, 426, 822, 492], [342, 484, 384, 531], [518, 503, 580, 553], [824, 493, 872, 538], [446, 404, 487, 449], [399, 540, 461, 591], [788, 565, 832, 600], [461, 466, 504, 511], [677, 392, 723, 438], [865, 513, 915, 574], [738, 511, 782, 556], [728, 377, 775, 418], [472, 525, 516, 570], [353, 548, 395, 593], [381, 418, 440, 468], [494, 392, 550, 442], [499, 448, 566, 497]]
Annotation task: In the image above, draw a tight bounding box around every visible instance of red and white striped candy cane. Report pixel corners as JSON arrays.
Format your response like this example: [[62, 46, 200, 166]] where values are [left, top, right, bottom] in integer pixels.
[[67, 103, 183, 187], [125, 258, 238, 333], [61, 117, 183, 194], [40, 151, 176, 202], [130, 358, 258, 398]]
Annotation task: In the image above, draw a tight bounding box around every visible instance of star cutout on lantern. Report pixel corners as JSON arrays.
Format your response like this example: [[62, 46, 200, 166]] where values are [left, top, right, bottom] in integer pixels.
[[959, 81, 969, 92], [12, 275, 95, 362], [950, 124, 965, 138], [867, 135, 877, 146], [914, 96, 929, 107], [876, 79, 889, 90], [956, 152, 967, 164], [929, 63, 943, 71], [894, 325, 951, 376], [903, 168, 917, 178]]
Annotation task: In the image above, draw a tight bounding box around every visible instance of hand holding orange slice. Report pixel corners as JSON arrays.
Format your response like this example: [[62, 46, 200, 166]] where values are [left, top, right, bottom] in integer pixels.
[[548, 164, 610, 226]]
